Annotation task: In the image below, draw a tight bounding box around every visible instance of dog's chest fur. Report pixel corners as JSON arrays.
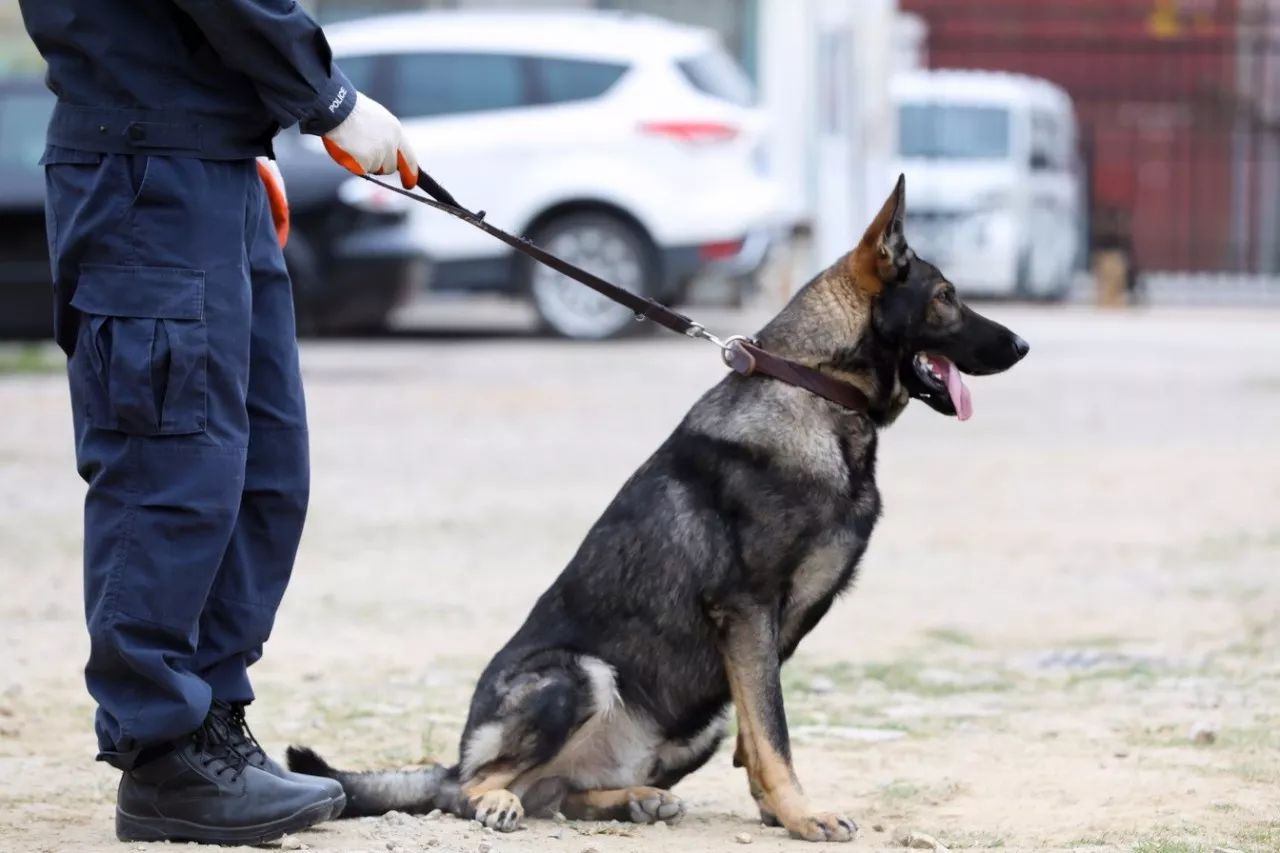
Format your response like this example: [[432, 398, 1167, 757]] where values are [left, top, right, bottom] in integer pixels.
[[687, 375, 883, 639]]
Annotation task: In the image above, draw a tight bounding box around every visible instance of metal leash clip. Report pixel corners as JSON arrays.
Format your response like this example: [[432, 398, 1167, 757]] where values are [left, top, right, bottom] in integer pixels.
[[685, 325, 757, 376], [720, 335, 757, 376]]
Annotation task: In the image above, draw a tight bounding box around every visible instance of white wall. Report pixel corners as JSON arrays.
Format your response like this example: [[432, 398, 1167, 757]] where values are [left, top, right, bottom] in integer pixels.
[[758, 0, 899, 276]]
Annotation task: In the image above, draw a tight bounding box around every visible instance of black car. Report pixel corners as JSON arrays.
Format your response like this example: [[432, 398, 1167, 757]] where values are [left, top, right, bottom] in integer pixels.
[[0, 80, 429, 338], [273, 127, 431, 334], [0, 78, 57, 339]]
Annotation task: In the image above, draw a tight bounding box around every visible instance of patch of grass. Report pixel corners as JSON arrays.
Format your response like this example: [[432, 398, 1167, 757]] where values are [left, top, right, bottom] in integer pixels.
[[922, 627, 977, 647], [1234, 820, 1280, 852], [863, 661, 932, 693], [1131, 837, 1206, 853], [788, 658, 1018, 698], [1220, 726, 1280, 750], [943, 830, 1006, 848], [878, 779, 923, 801], [1221, 623, 1274, 659], [1126, 719, 1280, 754], [868, 661, 1014, 696], [1064, 661, 1160, 688], [874, 778, 965, 806], [1063, 635, 1134, 650], [1230, 760, 1280, 784], [1068, 835, 1111, 848], [0, 344, 60, 376], [1188, 529, 1280, 562]]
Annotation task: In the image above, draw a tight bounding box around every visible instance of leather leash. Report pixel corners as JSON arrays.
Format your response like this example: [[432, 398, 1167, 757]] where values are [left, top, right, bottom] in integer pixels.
[[358, 169, 870, 414]]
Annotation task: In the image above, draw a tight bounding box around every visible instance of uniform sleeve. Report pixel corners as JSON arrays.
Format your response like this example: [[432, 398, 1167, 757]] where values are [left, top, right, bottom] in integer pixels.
[[169, 0, 357, 135]]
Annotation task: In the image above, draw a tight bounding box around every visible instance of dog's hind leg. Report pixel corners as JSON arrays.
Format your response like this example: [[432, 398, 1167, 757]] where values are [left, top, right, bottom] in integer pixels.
[[453, 665, 586, 831], [460, 769, 524, 832], [561, 787, 685, 824], [717, 605, 857, 844]]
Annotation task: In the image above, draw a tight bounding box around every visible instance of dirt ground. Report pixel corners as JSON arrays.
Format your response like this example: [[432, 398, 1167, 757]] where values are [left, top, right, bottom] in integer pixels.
[[1, 304, 1278, 853]]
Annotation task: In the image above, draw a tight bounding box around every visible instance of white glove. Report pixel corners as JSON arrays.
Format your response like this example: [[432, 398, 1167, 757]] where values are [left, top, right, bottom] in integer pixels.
[[322, 92, 419, 189]]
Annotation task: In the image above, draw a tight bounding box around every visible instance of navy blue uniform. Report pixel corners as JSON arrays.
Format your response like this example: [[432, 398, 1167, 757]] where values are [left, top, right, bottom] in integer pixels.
[[19, 0, 355, 769]]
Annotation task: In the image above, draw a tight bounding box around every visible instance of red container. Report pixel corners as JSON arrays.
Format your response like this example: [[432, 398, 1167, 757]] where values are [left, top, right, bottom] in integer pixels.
[[900, 0, 1260, 272]]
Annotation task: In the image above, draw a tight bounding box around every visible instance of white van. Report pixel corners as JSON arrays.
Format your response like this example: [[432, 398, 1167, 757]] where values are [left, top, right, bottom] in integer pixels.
[[892, 70, 1083, 299]]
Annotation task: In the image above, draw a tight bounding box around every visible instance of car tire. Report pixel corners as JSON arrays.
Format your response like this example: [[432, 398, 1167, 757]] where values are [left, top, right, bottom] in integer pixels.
[[524, 212, 657, 340], [284, 235, 322, 337]]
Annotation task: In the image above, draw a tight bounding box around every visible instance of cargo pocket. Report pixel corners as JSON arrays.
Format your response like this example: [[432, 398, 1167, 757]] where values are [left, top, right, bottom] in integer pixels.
[[69, 264, 207, 436]]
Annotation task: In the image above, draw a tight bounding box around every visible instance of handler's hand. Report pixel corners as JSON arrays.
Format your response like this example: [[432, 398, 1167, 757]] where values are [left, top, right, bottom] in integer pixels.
[[256, 156, 290, 248], [322, 91, 419, 189]]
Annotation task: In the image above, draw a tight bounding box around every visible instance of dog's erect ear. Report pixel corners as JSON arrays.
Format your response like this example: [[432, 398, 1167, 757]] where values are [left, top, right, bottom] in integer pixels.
[[850, 174, 909, 296]]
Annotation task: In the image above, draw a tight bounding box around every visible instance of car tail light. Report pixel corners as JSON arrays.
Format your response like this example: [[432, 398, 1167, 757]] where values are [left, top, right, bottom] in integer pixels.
[[700, 239, 745, 261], [639, 120, 740, 145]]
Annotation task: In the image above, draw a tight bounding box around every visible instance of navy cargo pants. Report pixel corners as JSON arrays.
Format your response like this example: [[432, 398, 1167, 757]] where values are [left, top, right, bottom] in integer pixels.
[[43, 146, 308, 769]]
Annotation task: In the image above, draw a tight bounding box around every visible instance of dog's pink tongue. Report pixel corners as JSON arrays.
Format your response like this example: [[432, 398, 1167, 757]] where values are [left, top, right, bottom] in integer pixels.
[[941, 358, 973, 422]]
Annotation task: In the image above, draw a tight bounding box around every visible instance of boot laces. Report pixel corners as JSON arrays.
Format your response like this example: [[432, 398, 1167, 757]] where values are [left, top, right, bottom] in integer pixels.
[[192, 713, 250, 781], [223, 702, 268, 765]]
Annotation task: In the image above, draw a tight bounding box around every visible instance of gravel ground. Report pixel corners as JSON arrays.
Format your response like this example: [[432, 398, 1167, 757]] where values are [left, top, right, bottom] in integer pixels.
[[1, 304, 1278, 853]]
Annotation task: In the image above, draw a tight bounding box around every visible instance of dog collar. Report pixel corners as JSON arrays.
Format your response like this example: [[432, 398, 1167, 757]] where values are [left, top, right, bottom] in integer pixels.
[[723, 339, 871, 414]]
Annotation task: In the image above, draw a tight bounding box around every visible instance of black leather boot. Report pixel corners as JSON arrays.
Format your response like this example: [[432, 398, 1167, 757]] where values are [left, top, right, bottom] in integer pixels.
[[115, 713, 333, 845], [214, 701, 347, 819]]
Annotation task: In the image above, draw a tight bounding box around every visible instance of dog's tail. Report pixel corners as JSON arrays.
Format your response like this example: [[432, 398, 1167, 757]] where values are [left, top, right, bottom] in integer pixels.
[[286, 746, 463, 818]]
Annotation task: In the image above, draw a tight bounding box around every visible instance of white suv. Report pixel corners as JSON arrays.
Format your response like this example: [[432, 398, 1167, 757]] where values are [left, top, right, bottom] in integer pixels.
[[322, 10, 785, 338]]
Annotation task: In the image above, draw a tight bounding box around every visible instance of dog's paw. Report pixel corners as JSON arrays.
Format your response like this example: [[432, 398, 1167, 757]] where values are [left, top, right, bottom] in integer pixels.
[[626, 787, 685, 825], [787, 812, 858, 843], [473, 789, 523, 832]]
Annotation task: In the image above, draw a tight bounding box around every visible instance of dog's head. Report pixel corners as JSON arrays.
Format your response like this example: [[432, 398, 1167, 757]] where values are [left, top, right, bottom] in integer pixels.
[[847, 175, 1029, 420]]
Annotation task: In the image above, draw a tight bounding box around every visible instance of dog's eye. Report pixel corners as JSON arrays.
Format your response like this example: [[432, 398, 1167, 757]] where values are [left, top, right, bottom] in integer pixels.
[[935, 288, 955, 305]]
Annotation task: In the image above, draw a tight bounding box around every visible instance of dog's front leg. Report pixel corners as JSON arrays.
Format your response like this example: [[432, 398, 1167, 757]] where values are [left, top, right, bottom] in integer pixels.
[[734, 730, 780, 827], [717, 605, 857, 843]]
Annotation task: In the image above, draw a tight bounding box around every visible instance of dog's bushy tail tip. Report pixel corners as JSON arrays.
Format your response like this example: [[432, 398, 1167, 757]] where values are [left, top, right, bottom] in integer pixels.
[[286, 745, 335, 778], [284, 744, 455, 818]]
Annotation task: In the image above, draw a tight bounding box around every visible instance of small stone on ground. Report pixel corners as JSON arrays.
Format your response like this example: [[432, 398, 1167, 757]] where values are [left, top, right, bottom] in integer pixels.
[[1190, 722, 1218, 745]]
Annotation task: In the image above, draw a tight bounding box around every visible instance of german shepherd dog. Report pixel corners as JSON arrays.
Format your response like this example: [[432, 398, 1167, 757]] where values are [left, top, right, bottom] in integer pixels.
[[289, 177, 1029, 842]]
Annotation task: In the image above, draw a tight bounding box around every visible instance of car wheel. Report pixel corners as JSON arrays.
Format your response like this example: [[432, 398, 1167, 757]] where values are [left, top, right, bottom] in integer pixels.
[[525, 213, 657, 340], [284, 235, 322, 337]]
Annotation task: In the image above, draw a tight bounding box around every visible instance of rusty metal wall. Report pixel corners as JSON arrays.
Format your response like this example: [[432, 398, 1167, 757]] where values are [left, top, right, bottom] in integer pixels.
[[901, 0, 1280, 274]]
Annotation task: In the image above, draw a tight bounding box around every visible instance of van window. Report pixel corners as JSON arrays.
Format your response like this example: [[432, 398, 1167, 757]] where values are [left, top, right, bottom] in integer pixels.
[[387, 52, 527, 118], [533, 57, 628, 105], [1030, 110, 1064, 171], [677, 49, 755, 107], [899, 104, 1011, 160]]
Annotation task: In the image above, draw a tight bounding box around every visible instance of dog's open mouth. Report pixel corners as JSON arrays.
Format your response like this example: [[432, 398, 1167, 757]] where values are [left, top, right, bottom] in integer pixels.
[[910, 352, 973, 421]]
